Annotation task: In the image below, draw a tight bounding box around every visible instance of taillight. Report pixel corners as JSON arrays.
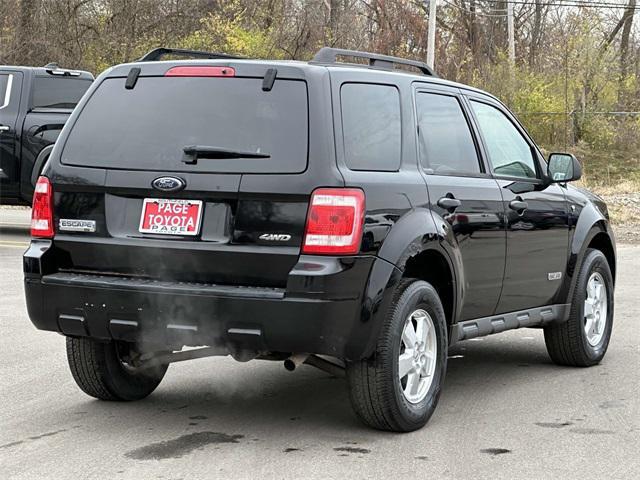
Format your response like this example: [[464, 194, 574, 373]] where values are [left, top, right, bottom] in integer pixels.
[[302, 188, 365, 255], [164, 66, 235, 77], [31, 176, 54, 238]]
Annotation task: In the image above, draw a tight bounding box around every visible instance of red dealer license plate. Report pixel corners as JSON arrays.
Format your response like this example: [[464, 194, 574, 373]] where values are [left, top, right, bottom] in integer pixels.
[[139, 198, 203, 236]]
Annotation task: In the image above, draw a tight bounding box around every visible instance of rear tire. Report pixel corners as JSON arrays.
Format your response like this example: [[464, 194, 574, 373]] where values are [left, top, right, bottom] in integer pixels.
[[544, 248, 614, 367], [346, 279, 448, 432], [66, 337, 168, 401]]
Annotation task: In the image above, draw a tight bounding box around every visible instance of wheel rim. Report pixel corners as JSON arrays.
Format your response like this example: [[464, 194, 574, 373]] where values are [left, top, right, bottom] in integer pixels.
[[584, 272, 608, 347], [398, 309, 437, 404]]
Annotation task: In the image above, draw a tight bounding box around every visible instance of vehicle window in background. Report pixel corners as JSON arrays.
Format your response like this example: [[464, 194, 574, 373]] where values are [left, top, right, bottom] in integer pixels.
[[341, 83, 401, 171], [416, 92, 480, 175], [0, 73, 13, 108], [32, 77, 92, 109], [0, 74, 9, 107], [470, 100, 538, 179]]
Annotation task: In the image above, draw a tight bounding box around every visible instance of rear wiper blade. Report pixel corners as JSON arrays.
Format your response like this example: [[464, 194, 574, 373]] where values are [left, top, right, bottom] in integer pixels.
[[182, 145, 270, 164]]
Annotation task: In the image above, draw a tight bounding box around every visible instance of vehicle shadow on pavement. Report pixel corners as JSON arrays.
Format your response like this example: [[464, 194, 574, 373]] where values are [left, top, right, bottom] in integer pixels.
[[444, 336, 566, 386], [55, 335, 571, 440], [76, 360, 364, 436]]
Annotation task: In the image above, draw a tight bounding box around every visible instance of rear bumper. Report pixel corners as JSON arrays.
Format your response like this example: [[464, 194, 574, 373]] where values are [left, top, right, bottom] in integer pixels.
[[24, 240, 393, 359]]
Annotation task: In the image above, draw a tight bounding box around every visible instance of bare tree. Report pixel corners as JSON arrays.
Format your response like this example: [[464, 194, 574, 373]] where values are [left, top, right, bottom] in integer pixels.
[[618, 0, 636, 106]]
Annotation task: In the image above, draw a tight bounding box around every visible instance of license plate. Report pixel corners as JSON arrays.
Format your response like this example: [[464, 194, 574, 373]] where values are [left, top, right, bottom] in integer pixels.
[[139, 198, 203, 236]]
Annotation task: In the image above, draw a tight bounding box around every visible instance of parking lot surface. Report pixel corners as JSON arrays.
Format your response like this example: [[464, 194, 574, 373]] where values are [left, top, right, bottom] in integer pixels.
[[1, 208, 638, 479]]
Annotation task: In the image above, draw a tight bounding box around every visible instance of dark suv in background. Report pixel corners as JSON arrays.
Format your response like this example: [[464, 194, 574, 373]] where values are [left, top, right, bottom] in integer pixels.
[[23, 47, 616, 432], [0, 64, 93, 205]]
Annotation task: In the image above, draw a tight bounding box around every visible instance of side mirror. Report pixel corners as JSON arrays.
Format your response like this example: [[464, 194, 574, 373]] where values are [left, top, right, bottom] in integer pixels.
[[548, 153, 582, 183]]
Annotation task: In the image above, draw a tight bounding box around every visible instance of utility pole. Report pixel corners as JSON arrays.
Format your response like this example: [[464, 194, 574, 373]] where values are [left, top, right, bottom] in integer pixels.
[[426, 0, 437, 70], [507, 1, 515, 67]]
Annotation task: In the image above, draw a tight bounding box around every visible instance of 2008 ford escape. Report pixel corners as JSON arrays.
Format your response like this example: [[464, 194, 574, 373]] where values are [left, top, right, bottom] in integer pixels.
[[24, 47, 616, 432]]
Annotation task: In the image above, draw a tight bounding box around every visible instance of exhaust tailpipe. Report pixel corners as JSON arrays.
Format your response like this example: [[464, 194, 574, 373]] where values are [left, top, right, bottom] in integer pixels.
[[284, 353, 346, 378], [284, 353, 309, 371]]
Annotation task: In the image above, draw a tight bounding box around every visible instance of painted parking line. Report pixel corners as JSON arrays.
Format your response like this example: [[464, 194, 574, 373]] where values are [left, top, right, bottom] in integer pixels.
[[0, 241, 28, 248], [0, 223, 30, 229]]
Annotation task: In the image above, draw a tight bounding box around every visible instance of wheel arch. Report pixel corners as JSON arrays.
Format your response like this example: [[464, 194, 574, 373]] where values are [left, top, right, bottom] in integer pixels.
[[586, 231, 616, 284], [402, 249, 456, 330], [377, 208, 460, 328], [561, 204, 616, 304], [356, 209, 462, 359]]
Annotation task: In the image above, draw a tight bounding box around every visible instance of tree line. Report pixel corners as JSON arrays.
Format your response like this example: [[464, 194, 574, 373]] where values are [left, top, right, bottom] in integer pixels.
[[1, 0, 638, 185]]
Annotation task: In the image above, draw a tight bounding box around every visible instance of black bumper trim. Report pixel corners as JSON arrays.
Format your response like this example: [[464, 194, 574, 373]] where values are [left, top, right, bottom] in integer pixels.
[[25, 255, 382, 359], [59, 314, 88, 336], [42, 272, 286, 299]]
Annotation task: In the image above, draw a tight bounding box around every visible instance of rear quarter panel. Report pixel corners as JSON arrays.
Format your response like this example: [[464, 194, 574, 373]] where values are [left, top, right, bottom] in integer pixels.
[[328, 68, 465, 356]]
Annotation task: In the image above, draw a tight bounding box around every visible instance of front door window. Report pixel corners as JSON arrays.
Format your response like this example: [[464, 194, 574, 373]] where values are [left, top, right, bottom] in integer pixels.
[[471, 101, 538, 180]]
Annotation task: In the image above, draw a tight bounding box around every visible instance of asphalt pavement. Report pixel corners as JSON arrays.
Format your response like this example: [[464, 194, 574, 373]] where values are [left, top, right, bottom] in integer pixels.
[[1, 207, 638, 479]]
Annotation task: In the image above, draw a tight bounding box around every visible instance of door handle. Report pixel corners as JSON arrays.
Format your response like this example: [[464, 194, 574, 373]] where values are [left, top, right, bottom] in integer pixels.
[[437, 196, 462, 212], [509, 198, 528, 214], [0, 125, 10, 133]]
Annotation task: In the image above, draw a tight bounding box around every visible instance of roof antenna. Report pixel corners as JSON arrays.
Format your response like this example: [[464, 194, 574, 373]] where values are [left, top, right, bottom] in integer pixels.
[[262, 68, 277, 92]]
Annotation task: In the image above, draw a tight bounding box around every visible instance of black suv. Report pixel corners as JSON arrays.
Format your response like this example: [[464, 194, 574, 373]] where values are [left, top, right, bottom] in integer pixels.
[[24, 47, 616, 432]]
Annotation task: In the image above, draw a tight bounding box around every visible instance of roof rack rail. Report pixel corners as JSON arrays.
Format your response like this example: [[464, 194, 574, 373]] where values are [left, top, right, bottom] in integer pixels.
[[43, 62, 81, 76], [137, 47, 243, 62], [311, 47, 436, 77]]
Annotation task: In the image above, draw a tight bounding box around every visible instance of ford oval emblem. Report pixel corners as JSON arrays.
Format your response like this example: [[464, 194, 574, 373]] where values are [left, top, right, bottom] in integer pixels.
[[152, 176, 186, 192]]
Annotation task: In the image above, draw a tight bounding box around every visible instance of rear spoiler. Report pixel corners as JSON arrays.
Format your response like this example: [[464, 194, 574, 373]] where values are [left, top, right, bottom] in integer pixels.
[[138, 48, 243, 62]]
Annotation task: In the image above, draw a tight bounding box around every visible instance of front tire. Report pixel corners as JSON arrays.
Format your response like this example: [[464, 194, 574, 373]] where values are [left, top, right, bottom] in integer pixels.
[[544, 248, 614, 367], [346, 279, 448, 432], [66, 337, 168, 401]]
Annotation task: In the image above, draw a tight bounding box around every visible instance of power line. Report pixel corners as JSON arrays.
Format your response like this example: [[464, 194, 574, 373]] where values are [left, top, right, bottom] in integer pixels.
[[487, 0, 636, 6], [442, 1, 640, 14], [483, 0, 640, 10], [440, 0, 508, 16]]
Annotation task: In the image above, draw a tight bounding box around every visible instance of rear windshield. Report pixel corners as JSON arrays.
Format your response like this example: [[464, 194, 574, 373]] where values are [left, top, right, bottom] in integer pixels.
[[61, 76, 309, 174], [32, 77, 92, 109]]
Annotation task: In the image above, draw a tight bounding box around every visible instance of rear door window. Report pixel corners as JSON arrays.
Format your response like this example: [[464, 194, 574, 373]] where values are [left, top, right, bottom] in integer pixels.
[[32, 77, 92, 109], [341, 83, 401, 171], [416, 92, 481, 175], [0, 74, 11, 108], [61, 76, 308, 174], [0, 72, 22, 114]]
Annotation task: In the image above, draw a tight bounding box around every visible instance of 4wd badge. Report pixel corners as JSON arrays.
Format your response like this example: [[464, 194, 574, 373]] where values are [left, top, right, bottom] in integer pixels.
[[259, 233, 291, 242]]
